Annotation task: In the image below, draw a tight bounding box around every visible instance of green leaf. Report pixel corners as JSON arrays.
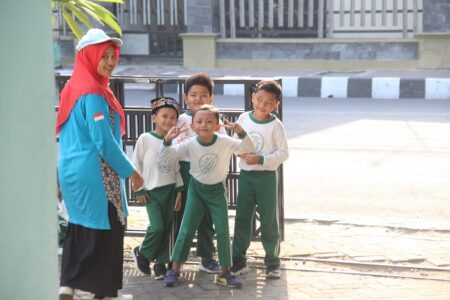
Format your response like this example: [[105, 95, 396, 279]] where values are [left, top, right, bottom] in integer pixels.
[[78, 1, 105, 26], [51, 0, 124, 38], [62, 8, 84, 40], [65, 2, 94, 28], [84, 1, 122, 35], [93, 0, 124, 3]]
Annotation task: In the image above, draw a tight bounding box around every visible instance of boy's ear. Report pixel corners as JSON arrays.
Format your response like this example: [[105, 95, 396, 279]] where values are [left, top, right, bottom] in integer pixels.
[[190, 123, 195, 130], [208, 94, 215, 104], [183, 93, 188, 103], [274, 101, 280, 109], [215, 123, 221, 131]]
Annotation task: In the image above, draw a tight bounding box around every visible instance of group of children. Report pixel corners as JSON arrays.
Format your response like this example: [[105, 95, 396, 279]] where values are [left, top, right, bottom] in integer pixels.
[[131, 73, 289, 288]]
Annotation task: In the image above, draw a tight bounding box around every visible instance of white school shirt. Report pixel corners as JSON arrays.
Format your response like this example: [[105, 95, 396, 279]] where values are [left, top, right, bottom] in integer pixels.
[[236, 111, 289, 171], [176, 112, 227, 162], [132, 131, 183, 191], [165, 133, 255, 185]]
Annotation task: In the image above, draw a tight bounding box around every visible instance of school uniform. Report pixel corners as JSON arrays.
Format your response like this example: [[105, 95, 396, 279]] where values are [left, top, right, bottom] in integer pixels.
[[166, 132, 254, 267], [174, 112, 228, 258], [232, 111, 289, 268], [132, 131, 184, 263]]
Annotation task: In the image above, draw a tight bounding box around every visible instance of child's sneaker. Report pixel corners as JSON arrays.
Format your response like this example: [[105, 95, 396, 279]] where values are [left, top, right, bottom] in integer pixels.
[[131, 246, 151, 275], [199, 257, 221, 273], [215, 271, 242, 288], [265, 266, 281, 279], [58, 286, 74, 300], [164, 269, 180, 287], [153, 262, 167, 280], [230, 260, 249, 276]]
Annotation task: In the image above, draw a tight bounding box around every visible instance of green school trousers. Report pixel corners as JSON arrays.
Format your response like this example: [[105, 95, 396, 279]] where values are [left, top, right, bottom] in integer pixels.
[[140, 184, 176, 263], [232, 170, 281, 267], [177, 161, 215, 259], [171, 178, 232, 267]]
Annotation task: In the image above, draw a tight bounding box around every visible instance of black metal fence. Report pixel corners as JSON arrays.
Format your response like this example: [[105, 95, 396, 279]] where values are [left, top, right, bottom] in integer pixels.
[[55, 74, 284, 240]]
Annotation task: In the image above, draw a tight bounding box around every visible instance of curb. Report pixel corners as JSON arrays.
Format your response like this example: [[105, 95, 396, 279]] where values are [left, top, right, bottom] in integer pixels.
[[220, 76, 450, 99]]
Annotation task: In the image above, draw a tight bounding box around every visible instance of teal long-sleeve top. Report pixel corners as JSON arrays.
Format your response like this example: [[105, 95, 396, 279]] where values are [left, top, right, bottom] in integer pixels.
[[58, 94, 135, 229]]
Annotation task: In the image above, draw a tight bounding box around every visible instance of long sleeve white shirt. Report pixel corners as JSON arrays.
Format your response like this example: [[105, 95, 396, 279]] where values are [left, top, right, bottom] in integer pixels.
[[236, 111, 289, 171], [176, 112, 227, 162], [164, 133, 255, 185], [132, 131, 183, 191]]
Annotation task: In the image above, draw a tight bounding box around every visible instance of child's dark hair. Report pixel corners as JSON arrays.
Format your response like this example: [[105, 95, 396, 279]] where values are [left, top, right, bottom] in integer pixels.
[[254, 80, 282, 102], [184, 72, 214, 96], [192, 104, 220, 124]]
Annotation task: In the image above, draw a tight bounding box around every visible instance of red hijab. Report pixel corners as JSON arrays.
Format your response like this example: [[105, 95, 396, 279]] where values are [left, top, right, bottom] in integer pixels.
[[56, 41, 126, 136]]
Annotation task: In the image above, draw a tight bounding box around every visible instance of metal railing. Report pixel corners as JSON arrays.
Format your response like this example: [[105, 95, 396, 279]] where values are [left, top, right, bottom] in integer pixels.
[[220, 0, 422, 39], [220, 0, 325, 38], [55, 74, 285, 240], [328, 0, 422, 38]]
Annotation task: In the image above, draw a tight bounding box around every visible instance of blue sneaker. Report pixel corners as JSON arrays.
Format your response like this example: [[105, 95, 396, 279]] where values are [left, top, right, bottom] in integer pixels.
[[215, 271, 242, 288], [199, 258, 221, 274], [164, 269, 180, 287]]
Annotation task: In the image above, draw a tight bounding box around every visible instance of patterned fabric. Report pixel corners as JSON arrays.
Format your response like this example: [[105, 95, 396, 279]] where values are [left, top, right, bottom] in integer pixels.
[[100, 109, 125, 225], [150, 96, 181, 117]]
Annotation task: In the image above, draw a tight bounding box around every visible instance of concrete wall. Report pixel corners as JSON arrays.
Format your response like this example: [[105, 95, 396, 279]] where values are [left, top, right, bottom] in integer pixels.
[[423, 0, 450, 32], [185, 0, 220, 33], [0, 1, 58, 300], [217, 39, 418, 60]]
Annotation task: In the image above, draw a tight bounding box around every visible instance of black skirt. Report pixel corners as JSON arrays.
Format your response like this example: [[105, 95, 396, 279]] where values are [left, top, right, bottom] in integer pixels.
[[60, 203, 125, 297]]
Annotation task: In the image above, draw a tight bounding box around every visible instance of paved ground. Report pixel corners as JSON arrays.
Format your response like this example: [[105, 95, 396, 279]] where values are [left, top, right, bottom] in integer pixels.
[[69, 209, 450, 299], [60, 63, 450, 298]]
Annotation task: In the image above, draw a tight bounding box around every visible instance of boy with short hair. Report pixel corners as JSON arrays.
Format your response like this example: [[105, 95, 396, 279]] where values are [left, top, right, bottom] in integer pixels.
[[163, 105, 255, 288], [131, 97, 184, 280], [231, 80, 289, 279], [174, 73, 228, 273]]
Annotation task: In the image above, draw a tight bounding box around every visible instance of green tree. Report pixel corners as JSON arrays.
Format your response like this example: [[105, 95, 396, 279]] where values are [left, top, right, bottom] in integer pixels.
[[52, 0, 124, 40]]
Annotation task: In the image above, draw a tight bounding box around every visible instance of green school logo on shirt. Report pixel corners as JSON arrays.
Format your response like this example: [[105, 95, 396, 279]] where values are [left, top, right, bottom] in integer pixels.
[[199, 153, 218, 174], [157, 148, 172, 173], [250, 131, 264, 153]]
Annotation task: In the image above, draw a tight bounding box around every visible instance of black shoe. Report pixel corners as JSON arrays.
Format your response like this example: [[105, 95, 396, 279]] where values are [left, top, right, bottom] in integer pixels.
[[132, 246, 151, 275], [230, 259, 249, 276], [153, 262, 167, 280]]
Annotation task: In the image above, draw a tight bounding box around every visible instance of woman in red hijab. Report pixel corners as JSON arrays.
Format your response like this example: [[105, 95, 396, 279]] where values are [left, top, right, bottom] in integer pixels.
[[57, 29, 143, 300]]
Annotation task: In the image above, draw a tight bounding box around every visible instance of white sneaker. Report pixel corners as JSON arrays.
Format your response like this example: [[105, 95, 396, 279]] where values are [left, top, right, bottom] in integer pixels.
[[58, 286, 74, 300], [266, 266, 281, 279]]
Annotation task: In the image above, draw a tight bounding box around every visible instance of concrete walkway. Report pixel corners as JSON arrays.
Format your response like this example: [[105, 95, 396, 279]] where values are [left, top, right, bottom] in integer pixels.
[[69, 208, 450, 299]]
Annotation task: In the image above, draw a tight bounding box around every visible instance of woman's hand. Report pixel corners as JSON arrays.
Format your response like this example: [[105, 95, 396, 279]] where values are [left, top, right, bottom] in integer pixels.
[[130, 171, 144, 192], [173, 192, 182, 211]]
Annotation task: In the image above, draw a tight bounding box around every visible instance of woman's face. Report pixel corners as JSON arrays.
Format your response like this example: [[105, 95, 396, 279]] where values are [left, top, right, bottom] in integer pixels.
[[97, 45, 117, 77]]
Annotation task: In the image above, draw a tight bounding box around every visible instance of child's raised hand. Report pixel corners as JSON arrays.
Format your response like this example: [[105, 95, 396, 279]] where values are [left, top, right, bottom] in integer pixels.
[[165, 122, 188, 143], [222, 118, 244, 135]]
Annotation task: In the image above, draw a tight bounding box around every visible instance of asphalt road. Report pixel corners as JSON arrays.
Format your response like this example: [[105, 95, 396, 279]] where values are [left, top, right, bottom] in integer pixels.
[[124, 89, 450, 229]]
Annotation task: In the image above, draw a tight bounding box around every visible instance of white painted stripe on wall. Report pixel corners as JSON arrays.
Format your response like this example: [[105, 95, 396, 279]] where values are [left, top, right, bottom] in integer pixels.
[[224, 83, 245, 96], [321, 77, 348, 98], [281, 76, 298, 97], [372, 77, 400, 99], [425, 78, 450, 99]]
